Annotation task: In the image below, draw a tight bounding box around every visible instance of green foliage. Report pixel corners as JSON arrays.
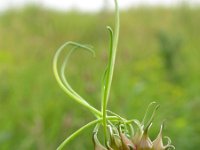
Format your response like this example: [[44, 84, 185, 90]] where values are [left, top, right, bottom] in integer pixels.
[[157, 31, 182, 83], [0, 3, 200, 150], [53, 1, 174, 150]]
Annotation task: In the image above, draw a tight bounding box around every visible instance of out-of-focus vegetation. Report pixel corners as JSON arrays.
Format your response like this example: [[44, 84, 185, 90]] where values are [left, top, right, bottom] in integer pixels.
[[0, 5, 200, 150]]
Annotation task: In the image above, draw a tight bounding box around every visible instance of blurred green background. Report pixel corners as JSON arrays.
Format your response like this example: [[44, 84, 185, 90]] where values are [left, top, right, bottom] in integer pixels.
[[0, 5, 200, 150]]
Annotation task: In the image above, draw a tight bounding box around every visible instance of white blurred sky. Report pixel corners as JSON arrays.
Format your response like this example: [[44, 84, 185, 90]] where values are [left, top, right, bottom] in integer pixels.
[[0, 0, 200, 12]]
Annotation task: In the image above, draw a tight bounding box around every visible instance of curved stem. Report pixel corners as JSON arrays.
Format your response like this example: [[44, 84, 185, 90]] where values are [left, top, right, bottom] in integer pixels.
[[61, 47, 82, 98], [142, 101, 156, 125], [57, 119, 99, 150], [57, 116, 119, 150], [60, 47, 101, 119], [106, 110, 127, 121], [53, 41, 101, 117]]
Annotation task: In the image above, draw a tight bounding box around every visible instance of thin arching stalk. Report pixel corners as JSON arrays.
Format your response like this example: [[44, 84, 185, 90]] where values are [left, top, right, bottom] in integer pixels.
[[53, 41, 101, 117], [101, 0, 120, 144], [57, 116, 119, 150]]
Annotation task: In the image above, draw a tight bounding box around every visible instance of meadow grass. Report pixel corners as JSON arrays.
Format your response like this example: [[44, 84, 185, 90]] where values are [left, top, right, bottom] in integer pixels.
[[0, 5, 200, 149]]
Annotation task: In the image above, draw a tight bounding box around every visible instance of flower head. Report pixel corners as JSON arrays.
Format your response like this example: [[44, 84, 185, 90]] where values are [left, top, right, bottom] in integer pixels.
[[93, 103, 175, 150]]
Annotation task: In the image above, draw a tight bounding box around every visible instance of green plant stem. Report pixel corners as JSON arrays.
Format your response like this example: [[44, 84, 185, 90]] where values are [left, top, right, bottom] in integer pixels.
[[102, 0, 120, 145], [60, 47, 101, 119], [106, 110, 127, 121], [57, 116, 119, 150], [53, 41, 102, 117]]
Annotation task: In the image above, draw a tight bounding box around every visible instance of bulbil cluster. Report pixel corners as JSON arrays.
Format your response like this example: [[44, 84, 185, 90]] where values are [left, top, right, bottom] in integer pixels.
[[93, 104, 175, 150]]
